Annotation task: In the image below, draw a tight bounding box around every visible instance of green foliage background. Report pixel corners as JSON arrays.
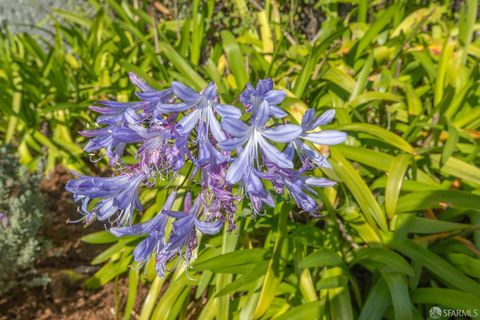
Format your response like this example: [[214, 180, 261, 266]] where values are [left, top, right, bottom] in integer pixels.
[[1, 0, 479, 319]]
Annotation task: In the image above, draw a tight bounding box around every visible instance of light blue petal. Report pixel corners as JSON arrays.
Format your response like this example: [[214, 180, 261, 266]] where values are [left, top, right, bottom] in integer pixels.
[[128, 72, 154, 92], [163, 210, 188, 219], [302, 143, 332, 168], [156, 102, 191, 113], [302, 130, 347, 145], [110, 215, 159, 237], [252, 101, 271, 127], [301, 109, 315, 130], [257, 136, 293, 168], [256, 79, 273, 93], [172, 81, 200, 103], [311, 109, 335, 127], [202, 82, 217, 99], [269, 106, 288, 118], [95, 199, 117, 220], [194, 219, 224, 235], [218, 136, 249, 151], [245, 171, 264, 194], [133, 237, 156, 262], [284, 142, 295, 161], [178, 109, 200, 134], [226, 141, 252, 183], [304, 177, 337, 187], [163, 191, 177, 211], [214, 103, 242, 118], [207, 108, 226, 141], [124, 108, 144, 124], [262, 124, 302, 143], [221, 117, 250, 137], [265, 90, 286, 105]]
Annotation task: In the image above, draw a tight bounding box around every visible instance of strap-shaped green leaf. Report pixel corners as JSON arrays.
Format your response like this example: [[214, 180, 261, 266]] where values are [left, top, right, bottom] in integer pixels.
[[385, 154, 411, 218]]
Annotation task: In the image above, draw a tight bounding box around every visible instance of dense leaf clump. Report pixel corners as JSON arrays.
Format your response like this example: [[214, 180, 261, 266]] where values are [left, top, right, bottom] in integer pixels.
[[0, 146, 46, 294]]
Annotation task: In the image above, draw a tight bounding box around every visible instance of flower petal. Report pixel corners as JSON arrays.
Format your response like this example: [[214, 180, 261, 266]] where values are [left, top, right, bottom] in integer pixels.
[[245, 171, 265, 194], [256, 79, 273, 93], [194, 219, 224, 235], [311, 109, 335, 128], [284, 142, 295, 161], [214, 103, 242, 118], [262, 124, 302, 143], [113, 126, 145, 143], [178, 109, 200, 135], [221, 117, 250, 137], [156, 102, 191, 113], [133, 237, 157, 262], [252, 101, 271, 127], [128, 72, 154, 92], [258, 136, 293, 168], [269, 106, 288, 119], [79, 127, 110, 138], [202, 82, 217, 99], [226, 141, 252, 183], [218, 136, 249, 151], [207, 108, 226, 141], [163, 210, 189, 219], [265, 90, 286, 105], [240, 83, 254, 106], [302, 130, 347, 145], [304, 177, 337, 187], [163, 191, 178, 211], [110, 213, 168, 238], [172, 81, 200, 103], [301, 109, 315, 130], [302, 143, 332, 168]]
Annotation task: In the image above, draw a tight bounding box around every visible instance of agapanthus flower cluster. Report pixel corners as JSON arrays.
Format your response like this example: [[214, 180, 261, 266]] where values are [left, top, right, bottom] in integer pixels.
[[66, 74, 347, 276]]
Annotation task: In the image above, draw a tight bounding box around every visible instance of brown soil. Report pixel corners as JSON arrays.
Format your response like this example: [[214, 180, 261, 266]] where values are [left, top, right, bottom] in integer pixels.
[[0, 165, 148, 320]]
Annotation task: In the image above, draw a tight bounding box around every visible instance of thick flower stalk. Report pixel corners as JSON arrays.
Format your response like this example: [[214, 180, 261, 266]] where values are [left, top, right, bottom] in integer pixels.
[[66, 74, 347, 275]]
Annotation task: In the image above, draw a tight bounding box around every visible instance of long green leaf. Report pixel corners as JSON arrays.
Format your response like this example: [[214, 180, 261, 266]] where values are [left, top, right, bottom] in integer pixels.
[[221, 30, 248, 89], [385, 154, 411, 218], [397, 190, 480, 212], [330, 149, 387, 233], [390, 240, 480, 296]]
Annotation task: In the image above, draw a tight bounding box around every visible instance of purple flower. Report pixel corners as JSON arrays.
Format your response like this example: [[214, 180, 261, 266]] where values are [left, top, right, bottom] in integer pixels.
[[137, 125, 171, 169], [243, 170, 274, 214], [128, 72, 174, 116], [262, 162, 336, 212], [196, 130, 229, 167], [240, 78, 287, 119], [157, 194, 224, 275], [65, 73, 349, 277], [159, 82, 241, 142], [81, 73, 175, 165], [300, 109, 347, 145], [200, 163, 238, 229], [110, 192, 176, 264], [80, 124, 146, 165], [66, 169, 145, 225], [219, 107, 302, 183], [89, 101, 145, 126], [287, 109, 347, 168]]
